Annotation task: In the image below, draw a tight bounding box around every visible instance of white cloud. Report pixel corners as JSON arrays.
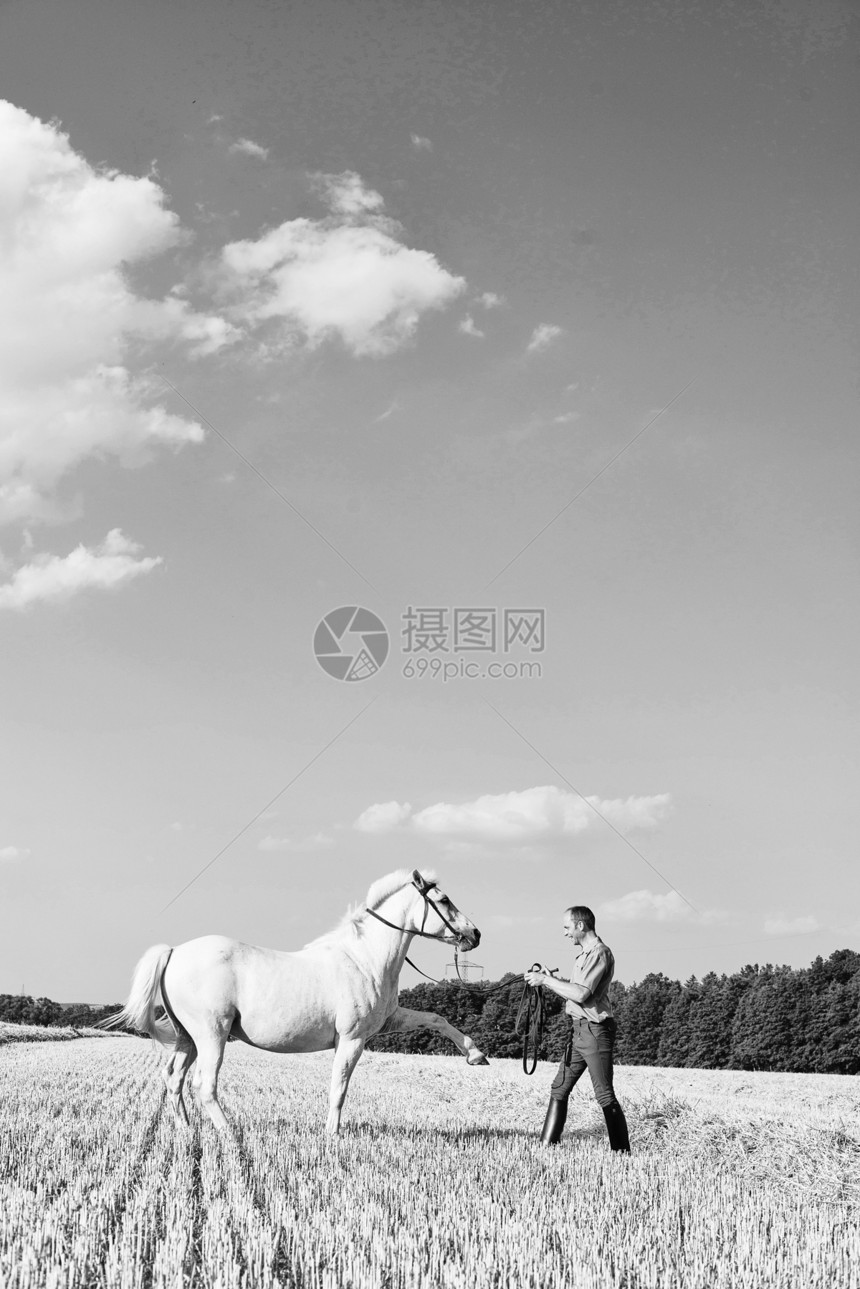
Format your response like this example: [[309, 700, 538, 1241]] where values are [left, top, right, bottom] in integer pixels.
[[410, 134, 433, 152], [354, 786, 671, 842], [218, 170, 465, 357], [0, 100, 235, 525], [477, 292, 504, 309], [415, 787, 670, 838], [229, 138, 269, 160], [0, 529, 161, 610], [458, 315, 485, 339], [526, 323, 564, 354], [258, 832, 334, 852], [597, 890, 728, 925], [0, 846, 30, 862], [763, 914, 820, 936], [355, 801, 414, 833], [597, 890, 696, 924], [312, 170, 386, 216]]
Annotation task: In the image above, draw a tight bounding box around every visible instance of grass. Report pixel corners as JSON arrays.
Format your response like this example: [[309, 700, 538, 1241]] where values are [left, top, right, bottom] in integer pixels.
[[0, 1021, 129, 1045], [1, 1036, 859, 1287]]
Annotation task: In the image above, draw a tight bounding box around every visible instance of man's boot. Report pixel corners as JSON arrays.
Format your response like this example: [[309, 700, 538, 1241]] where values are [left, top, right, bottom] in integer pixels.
[[602, 1102, 631, 1153], [540, 1098, 568, 1145]]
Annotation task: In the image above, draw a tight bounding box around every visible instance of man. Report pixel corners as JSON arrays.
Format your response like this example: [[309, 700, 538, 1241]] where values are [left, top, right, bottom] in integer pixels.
[[524, 905, 630, 1152]]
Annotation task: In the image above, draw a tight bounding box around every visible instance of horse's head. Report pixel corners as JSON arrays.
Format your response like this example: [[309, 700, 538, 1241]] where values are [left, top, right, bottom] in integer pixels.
[[411, 870, 481, 951]]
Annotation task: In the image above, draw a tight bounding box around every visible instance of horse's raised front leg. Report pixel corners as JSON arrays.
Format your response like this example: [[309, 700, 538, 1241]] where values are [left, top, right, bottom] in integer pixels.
[[383, 1005, 489, 1065], [327, 1034, 366, 1136]]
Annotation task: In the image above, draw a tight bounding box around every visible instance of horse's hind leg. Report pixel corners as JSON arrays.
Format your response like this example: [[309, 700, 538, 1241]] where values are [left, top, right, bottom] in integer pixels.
[[162, 1037, 197, 1127], [192, 1027, 231, 1134]]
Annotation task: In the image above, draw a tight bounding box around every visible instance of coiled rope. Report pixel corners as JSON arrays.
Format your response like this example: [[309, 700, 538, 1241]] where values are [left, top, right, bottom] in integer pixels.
[[514, 962, 557, 1075]]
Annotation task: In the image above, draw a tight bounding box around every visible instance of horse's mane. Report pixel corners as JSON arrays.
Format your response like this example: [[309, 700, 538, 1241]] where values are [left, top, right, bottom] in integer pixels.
[[304, 868, 437, 947]]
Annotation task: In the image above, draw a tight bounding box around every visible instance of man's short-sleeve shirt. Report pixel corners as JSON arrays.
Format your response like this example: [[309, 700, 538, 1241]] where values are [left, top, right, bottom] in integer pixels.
[[565, 938, 615, 1022]]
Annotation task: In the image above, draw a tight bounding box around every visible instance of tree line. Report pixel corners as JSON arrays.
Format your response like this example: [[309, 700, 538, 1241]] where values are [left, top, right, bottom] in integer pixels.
[[369, 948, 860, 1074], [2, 948, 858, 1073], [0, 997, 121, 1029]]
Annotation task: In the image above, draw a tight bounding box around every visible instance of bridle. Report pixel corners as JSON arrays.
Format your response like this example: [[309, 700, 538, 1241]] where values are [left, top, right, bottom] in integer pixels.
[[364, 876, 470, 948], [365, 876, 480, 982]]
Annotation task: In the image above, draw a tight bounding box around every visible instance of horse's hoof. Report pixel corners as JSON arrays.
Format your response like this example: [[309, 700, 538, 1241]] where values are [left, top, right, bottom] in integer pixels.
[[467, 1053, 490, 1066]]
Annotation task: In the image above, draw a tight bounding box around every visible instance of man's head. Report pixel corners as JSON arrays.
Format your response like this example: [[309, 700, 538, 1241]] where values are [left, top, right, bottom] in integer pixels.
[[563, 905, 596, 945]]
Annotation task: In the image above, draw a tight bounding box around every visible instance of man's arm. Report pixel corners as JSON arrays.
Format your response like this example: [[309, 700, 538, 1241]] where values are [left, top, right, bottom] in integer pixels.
[[523, 971, 591, 1004]]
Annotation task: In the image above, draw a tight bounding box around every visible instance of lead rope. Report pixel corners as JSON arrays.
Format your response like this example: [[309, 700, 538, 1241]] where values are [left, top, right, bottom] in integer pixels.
[[403, 954, 446, 982], [514, 962, 554, 1075]]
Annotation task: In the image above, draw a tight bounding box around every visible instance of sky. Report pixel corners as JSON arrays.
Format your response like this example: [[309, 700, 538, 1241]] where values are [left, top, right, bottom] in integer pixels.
[[1, 0, 858, 1002]]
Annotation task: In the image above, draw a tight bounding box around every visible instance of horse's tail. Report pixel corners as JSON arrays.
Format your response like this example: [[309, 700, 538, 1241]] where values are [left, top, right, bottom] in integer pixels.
[[100, 944, 177, 1047]]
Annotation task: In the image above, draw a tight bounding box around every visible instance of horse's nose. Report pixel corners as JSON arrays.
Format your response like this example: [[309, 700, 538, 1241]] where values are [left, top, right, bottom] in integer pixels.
[[471, 928, 481, 948]]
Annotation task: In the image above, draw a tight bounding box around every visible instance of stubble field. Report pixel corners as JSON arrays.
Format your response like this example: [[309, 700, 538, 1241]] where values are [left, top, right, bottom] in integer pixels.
[[1, 1031, 859, 1288]]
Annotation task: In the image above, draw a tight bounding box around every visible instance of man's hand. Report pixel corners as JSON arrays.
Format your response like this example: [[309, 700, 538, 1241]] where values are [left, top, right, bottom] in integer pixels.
[[525, 967, 561, 987]]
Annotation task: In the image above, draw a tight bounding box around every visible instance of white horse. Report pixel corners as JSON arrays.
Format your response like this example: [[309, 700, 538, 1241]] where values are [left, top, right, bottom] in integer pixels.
[[111, 869, 488, 1134]]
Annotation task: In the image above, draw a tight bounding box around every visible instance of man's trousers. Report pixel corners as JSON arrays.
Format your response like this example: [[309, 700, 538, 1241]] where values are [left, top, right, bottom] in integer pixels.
[[550, 1016, 630, 1152]]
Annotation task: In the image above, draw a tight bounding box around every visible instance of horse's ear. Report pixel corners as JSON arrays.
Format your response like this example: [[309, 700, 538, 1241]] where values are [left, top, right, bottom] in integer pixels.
[[412, 869, 428, 891]]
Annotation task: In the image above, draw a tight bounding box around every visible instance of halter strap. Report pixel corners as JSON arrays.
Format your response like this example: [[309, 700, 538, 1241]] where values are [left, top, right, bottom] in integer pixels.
[[364, 880, 463, 943]]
